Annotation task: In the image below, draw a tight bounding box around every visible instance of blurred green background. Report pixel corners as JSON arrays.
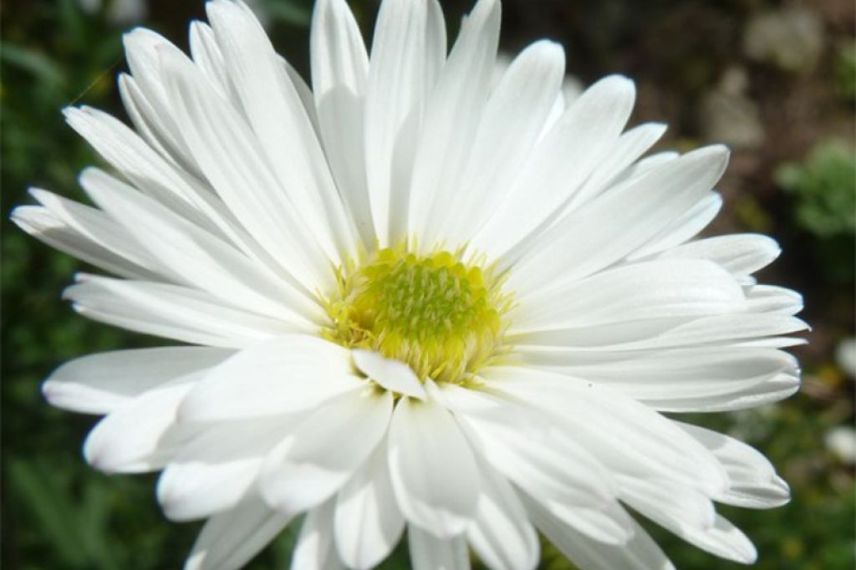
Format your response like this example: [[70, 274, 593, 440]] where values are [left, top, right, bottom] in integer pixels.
[[1, 0, 854, 568]]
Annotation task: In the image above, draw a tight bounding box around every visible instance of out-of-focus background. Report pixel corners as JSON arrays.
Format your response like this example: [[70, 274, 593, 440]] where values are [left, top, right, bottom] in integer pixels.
[[1, 0, 854, 568]]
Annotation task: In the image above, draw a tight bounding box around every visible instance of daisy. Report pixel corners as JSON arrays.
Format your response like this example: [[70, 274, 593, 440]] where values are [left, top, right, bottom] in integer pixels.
[[12, 0, 807, 568]]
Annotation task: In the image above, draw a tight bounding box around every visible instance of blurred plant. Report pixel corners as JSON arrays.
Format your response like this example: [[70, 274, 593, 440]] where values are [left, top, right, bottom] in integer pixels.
[[776, 141, 856, 236], [836, 41, 856, 102]]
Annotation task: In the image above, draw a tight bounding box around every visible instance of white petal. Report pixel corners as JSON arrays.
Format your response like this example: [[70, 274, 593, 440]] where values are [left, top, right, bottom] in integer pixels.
[[562, 121, 667, 215], [352, 349, 426, 399], [80, 168, 320, 326], [408, 527, 469, 570], [466, 466, 539, 570], [158, 458, 260, 522], [157, 418, 296, 522], [310, 0, 375, 247], [334, 441, 406, 570], [656, 234, 781, 278], [260, 388, 392, 516], [510, 259, 745, 333], [472, 75, 638, 258], [439, 383, 616, 510], [206, 0, 357, 264], [10, 205, 153, 280], [746, 285, 804, 315], [157, 45, 336, 291], [291, 500, 344, 570], [677, 422, 790, 508], [507, 146, 730, 295], [633, 498, 758, 566], [66, 106, 260, 257], [618, 475, 716, 531], [179, 336, 360, 422], [42, 346, 232, 414], [407, 0, 501, 247], [524, 346, 799, 412], [185, 493, 293, 570], [485, 367, 729, 495], [189, 22, 241, 105], [388, 391, 479, 538], [525, 496, 675, 570], [29, 188, 167, 278], [83, 378, 200, 473], [438, 40, 566, 247], [64, 106, 209, 230], [121, 28, 200, 176], [65, 275, 295, 348], [364, 0, 445, 244], [629, 192, 724, 260]]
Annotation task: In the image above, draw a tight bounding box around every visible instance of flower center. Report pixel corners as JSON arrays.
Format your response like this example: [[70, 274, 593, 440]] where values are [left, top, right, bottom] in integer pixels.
[[324, 246, 511, 384]]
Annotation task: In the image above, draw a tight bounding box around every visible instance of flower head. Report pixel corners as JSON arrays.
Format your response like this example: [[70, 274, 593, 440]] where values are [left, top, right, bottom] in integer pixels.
[[12, 0, 806, 569]]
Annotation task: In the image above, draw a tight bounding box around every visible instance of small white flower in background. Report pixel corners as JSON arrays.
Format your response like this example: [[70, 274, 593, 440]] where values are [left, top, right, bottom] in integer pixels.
[[78, 0, 148, 25], [836, 337, 856, 379], [12, 0, 808, 568], [825, 426, 856, 465]]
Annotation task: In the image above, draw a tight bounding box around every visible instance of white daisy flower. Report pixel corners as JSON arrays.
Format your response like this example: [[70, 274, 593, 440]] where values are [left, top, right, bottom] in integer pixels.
[[12, 0, 807, 568]]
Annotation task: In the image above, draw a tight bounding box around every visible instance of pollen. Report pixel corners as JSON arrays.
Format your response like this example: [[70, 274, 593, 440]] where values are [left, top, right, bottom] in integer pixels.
[[323, 245, 511, 384]]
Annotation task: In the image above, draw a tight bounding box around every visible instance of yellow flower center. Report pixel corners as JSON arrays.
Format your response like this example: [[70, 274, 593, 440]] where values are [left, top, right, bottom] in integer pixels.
[[323, 245, 511, 384]]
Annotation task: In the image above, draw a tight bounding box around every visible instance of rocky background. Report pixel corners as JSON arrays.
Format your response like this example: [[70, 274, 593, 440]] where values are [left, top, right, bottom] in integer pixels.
[[2, 0, 854, 568]]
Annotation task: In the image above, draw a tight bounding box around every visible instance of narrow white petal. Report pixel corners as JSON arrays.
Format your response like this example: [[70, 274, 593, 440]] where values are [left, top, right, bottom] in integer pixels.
[[472, 75, 638, 258], [522, 347, 799, 412], [437, 40, 566, 247], [485, 367, 729, 495], [291, 500, 344, 570], [10, 205, 153, 280], [42, 346, 232, 414], [656, 234, 781, 278], [185, 493, 293, 570], [83, 377, 200, 473], [388, 391, 479, 537], [158, 458, 261, 522], [629, 192, 724, 260], [80, 168, 321, 326], [189, 21, 241, 105], [439, 384, 618, 512], [618, 475, 716, 531], [157, 418, 297, 522], [260, 388, 392, 516], [364, 0, 445, 244], [29, 188, 167, 277], [630, 494, 758, 566], [206, 0, 357, 263], [525, 496, 675, 570], [158, 45, 336, 290], [352, 349, 426, 399], [408, 527, 469, 570], [466, 465, 539, 570], [311, 0, 375, 247], [64, 275, 295, 348], [507, 146, 730, 294], [121, 28, 201, 177], [179, 336, 360, 422], [408, 0, 501, 247], [563, 121, 668, 215], [334, 441, 406, 570], [65, 106, 260, 257], [746, 285, 804, 315], [678, 422, 791, 508], [511, 259, 745, 333]]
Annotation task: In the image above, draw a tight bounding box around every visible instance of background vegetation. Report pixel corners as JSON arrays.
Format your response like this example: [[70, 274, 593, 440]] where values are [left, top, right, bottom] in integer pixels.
[[2, 0, 854, 568]]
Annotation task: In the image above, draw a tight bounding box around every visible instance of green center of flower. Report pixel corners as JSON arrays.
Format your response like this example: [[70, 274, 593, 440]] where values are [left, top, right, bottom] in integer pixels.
[[324, 246, 510, 384]]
